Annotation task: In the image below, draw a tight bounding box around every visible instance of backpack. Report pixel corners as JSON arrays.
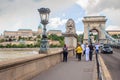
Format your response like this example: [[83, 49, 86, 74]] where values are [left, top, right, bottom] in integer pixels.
[[63, 47, 68, 53]]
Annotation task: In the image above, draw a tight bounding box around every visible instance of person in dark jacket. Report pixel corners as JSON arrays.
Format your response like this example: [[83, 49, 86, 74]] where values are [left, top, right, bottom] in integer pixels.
[[89, 43, 94, 61], [63, 44, 68, 62]]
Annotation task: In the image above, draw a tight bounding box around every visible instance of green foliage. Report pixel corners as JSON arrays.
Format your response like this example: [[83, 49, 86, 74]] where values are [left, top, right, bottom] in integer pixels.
[[78, 34, 84, 43], [0, 43, 37, 48], [0, 34, 65, 48], [59, 40, 64, 47], [94, 35, 98, 40], [0, 39, 5, 43], [26, 44, 34, 48], [0, 44, 4, 48], [48, 34, 64, 41], [49, 44, 62, 48], [48, 34, 64, 47], [17, 44, 26, 48], [6, 44, 12, 48], [12, 44, 18, 48], [112, 34, 118, 39], [37, 35, 41, 39]]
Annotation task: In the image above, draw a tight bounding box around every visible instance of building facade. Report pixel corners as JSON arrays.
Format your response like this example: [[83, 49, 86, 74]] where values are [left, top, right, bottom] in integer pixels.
[[4, 24, 43, 39], [107, 30, 120, 36], [47, 30, 62, 36]]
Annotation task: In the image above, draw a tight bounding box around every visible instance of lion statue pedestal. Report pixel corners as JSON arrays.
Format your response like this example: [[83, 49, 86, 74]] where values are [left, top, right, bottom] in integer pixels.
[[63, 19, 77, 48]]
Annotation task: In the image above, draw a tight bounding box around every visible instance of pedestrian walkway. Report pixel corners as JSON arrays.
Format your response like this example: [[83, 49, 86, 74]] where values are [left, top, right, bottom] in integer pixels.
[[31, 55, 96, 80]]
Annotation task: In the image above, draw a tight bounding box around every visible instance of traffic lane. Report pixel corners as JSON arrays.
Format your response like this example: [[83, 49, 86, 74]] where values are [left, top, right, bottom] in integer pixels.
[[100, 49, 120, 80]]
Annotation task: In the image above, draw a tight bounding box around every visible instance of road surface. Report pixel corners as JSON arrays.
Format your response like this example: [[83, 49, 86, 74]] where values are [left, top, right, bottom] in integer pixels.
[[101, 49, 120, 80]]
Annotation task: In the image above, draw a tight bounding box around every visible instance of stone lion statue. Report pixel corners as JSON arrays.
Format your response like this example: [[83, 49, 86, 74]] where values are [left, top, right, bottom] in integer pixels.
[[66, 19, 76, 33]]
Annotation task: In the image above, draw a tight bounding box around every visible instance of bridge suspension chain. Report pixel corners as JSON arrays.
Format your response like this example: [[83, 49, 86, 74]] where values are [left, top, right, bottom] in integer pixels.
[[100, 27, 119, 44]]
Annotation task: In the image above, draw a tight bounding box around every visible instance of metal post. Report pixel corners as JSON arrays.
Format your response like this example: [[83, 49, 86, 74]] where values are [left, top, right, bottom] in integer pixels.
[[88, 24, 91, 44]]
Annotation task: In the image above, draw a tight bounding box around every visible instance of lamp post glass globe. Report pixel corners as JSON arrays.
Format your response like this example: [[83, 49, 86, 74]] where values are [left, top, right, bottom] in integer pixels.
[[38, 8, 50, 25], [38, 8, 50, 53]]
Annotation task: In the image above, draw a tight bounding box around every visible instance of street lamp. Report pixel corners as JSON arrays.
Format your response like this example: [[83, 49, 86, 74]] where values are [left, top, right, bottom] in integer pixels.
[[89, 31, 92, 44], [88, 24, 92, 44], [38, 7, 50, 53]]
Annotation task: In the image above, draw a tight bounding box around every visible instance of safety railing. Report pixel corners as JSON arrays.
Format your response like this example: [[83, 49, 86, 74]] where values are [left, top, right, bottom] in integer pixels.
[[95, 52, 112, 80], [96, 53, 104, 80]]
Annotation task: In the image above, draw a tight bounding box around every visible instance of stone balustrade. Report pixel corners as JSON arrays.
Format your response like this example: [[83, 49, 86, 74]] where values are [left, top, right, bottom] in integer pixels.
[[0, 48, 74, 80]]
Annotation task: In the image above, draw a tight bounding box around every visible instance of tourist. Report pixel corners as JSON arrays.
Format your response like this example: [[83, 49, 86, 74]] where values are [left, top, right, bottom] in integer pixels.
[[85, 43, 90, 61], [89, 43, 94, 61], [81, 43, 86, 56], [63, 44, 68, 62], [95, 43, 99, 54], [75, 43, 83, 61], [74, 46, 78, 58]]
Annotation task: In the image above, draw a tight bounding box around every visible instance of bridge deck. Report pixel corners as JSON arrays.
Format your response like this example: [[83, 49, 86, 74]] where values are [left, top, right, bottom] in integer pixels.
[[31, 55, 96, 80]]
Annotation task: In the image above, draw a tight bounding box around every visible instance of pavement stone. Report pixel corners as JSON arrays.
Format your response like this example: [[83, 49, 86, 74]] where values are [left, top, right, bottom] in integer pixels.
[[31, 55, 96, 80]]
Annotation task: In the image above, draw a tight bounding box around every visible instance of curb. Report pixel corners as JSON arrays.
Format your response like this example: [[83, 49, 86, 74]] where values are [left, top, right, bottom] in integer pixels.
[[98, 55, 112, 80], [93, 55, 98, 80]]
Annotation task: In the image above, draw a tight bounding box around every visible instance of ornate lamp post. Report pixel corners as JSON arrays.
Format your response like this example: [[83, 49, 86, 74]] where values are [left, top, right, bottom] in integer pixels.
[[38, 8, 50, 53], [88, 24, 92, 44], [88, 24, 91, 44], [89, 31, 92, 44]]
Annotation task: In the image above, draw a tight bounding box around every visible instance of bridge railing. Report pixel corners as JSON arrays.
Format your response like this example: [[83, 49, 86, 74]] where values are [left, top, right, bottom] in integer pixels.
[[0, 48, 74, 80], [96, 53, 103, 80]]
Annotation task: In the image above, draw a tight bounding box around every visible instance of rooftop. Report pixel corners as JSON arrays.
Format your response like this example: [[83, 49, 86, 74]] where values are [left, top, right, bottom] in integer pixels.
[[38, 24, 42, 29], [106, 30, 120, 32], [48, 30, 62, 32], [18, 29, 32, 31]]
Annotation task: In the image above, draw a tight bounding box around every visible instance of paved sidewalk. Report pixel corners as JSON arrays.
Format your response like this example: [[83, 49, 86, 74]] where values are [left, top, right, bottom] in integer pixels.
[[31, 55, 96, 80]]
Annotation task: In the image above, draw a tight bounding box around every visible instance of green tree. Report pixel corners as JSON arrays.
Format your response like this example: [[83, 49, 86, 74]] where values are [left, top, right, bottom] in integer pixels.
[[0, 39, 5, 43], [112, 34, 118, 39], [94, 35, 98, 40], [0, 44, 4, 48], [6, 44, 12, 48], [78, 34, 84, 43], [37, 35, 41, 39], [48, 34, 64, 47]]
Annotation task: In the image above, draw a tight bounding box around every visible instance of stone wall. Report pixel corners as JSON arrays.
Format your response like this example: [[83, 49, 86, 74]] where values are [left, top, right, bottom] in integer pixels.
[[0, 48, 74, 80]]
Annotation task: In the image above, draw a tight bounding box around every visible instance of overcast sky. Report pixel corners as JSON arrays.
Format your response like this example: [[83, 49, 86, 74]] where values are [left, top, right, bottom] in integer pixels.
[[0, 0, 120, 35]]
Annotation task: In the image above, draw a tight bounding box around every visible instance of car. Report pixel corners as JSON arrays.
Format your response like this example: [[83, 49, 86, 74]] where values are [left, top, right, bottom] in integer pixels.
[[100, 44, 113, 54]]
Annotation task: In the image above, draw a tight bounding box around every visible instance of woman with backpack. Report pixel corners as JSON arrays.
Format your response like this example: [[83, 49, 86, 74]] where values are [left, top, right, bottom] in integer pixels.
[[63, 44, 68, 62]]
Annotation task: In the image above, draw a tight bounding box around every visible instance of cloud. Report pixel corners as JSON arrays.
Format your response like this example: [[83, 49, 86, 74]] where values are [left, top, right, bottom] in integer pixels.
[[48, 17, 67, 29], [76, 0, 89, 9], [48, 17, 83, 30], [106, 25, 120, 30], [77, 0, 120, 15], [76, 0, 120, 30], [0, 0, 120, 34], [76, 31, 83, 35], [103, 8, 120, 26], [75, 18, 83, 24], [0, 0, 77, 34]]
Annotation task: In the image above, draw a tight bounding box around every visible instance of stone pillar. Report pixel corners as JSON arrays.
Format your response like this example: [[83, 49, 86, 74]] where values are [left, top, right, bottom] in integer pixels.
[[64, 19, 77, 48], [63, 33, 77, 48]]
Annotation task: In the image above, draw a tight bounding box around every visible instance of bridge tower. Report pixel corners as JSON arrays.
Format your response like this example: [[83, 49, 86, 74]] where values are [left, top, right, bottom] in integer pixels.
[[82, 16, 107, 44]]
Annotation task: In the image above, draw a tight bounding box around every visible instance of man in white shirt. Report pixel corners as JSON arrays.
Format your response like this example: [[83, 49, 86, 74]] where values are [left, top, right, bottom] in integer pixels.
[[81, 43, 86, 55]]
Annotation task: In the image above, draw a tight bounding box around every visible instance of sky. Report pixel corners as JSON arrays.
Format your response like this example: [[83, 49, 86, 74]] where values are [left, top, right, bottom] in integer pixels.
[[0, 0, 120, 35]]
